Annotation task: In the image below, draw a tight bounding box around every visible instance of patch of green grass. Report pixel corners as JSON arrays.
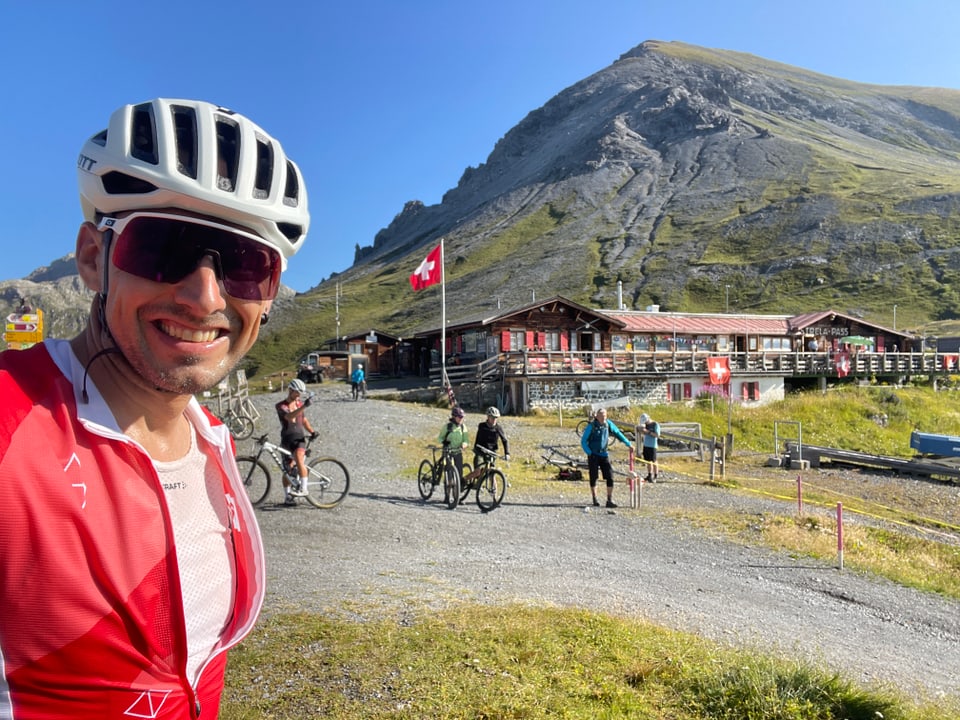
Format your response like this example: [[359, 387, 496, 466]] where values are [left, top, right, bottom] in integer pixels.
[[222, 605, 950, 719]]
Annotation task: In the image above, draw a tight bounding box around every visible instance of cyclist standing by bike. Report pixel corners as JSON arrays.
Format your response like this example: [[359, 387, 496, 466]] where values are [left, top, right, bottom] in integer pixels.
[[439, 405, 469, 478], [464, 406, 510, 483], [276, 378, 318, 505]]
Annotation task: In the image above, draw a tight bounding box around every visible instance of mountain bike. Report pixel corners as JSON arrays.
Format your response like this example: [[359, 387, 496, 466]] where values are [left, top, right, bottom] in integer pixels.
[[236, 434, 350, 508], [417, 445, 467, 509], [462, 445, 508, 512]]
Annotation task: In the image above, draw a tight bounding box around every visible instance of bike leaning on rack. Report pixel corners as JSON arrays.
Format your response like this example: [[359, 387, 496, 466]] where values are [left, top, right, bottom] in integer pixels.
[[417, 445, 468, 510], [237, 434, 350, 508]]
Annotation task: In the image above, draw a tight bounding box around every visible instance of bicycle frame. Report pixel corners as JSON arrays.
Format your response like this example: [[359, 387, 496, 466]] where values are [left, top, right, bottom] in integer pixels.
[[237, 434, 350, 509]]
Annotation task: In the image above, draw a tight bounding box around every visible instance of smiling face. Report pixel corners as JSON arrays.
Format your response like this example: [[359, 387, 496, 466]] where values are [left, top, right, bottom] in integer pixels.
[[76, 212, 271, 396]]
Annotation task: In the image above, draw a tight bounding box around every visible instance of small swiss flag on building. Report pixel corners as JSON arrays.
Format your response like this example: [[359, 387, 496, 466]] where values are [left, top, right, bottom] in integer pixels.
[[409, 243, 443, 291], [706, 356, 731, 385]]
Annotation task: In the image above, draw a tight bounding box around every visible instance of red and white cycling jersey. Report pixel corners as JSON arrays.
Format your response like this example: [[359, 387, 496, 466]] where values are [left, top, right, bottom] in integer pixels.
[[0, 340, 265, 719]]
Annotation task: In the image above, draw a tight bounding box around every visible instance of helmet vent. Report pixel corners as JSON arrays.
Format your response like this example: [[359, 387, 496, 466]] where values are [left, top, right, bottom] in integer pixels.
[[130, 103, 159, 165], [277, 222, 303, 242], [283, 160, 300, 204], [215, 117, 240, 192], [253, 137, 274, 200], [171, 105, 199, 179], [101, 171, 158, 196]]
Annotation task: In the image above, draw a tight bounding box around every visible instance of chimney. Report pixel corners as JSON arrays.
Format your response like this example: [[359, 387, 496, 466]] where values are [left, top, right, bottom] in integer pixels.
[[617, 281, 624, 310]]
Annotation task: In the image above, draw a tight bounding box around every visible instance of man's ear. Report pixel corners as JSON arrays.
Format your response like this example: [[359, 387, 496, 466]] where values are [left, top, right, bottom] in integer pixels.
[[75, 222, 105, 293]]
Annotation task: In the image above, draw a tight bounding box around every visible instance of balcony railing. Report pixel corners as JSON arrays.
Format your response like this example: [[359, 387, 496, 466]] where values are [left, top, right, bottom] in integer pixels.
[[428, 349, 957, 385], [503, 349, 953, 378]]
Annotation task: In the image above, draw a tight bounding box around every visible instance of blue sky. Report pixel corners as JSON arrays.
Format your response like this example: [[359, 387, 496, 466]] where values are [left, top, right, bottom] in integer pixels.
[[4, 0, 960, 294]]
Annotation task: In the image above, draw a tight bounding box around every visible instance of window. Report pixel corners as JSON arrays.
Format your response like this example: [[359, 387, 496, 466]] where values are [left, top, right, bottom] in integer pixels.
[[544, 331, 561, 351], [741, 382, 760, 401], [669, 383, 693, 402], [762, 337, 792, 351], [509, 330, 525, 351]]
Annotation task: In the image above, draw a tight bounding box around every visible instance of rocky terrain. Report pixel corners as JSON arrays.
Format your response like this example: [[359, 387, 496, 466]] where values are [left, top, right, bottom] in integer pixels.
[[233, 381, 960, 701]]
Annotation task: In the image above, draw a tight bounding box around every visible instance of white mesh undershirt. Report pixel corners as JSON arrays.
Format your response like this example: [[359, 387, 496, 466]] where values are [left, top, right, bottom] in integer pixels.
[[155, 423, 235, 685]]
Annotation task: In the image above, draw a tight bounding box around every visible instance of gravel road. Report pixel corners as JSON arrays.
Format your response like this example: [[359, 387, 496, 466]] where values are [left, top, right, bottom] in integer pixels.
[[234, 381, 960, 700]]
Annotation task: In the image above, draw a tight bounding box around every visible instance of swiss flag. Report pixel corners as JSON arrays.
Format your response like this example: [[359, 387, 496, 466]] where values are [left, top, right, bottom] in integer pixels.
[[836, 351, 851, 377], [409, 243, 443, 291], [706, 356, 730, 385]]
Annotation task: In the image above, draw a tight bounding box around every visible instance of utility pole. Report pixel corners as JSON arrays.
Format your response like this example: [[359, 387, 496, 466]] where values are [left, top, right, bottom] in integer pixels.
[[335, 282, 341, 349]]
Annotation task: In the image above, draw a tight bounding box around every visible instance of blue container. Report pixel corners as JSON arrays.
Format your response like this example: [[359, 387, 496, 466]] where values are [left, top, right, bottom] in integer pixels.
[[910, 431, 960, 457]]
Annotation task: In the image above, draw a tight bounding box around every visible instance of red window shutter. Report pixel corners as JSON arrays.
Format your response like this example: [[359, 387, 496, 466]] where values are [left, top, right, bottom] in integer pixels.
[[684, 382, 692, 399], [525, 331, 534, 348], [501, 330, 511, 351], [457, 336, 463, 353], [741, 383, 749, 400], [560, 332, 569, 351]]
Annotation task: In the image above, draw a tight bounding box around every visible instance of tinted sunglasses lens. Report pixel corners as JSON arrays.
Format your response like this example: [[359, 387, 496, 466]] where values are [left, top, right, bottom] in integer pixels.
[[111, 216, 281, 300]]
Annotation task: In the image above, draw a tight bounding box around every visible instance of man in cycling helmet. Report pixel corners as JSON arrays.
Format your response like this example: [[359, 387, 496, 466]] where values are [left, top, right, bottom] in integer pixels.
[[0, 98, 309, 719], [276, 378, 318, 504], [464, 406, 510, 485]]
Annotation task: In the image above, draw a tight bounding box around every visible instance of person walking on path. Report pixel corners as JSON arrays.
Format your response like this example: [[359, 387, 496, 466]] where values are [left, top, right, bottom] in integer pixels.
[[580, 408, 632, 508], [637, 412, 661, 482], [0, 98, 309, 718], [351, 363, 366, 400]]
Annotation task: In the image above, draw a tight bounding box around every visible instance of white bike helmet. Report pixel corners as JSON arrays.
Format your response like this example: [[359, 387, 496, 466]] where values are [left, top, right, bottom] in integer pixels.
[[485, 406, 501, 418], [78, 98, 309, 267], [289, 378, 307, 393]]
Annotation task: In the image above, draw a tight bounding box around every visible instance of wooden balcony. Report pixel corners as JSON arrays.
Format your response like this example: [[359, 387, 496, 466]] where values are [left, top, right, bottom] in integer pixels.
[[432, 350, 956, 384]]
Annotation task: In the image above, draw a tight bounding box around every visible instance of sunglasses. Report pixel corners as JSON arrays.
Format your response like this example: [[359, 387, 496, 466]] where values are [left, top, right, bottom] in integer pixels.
[[98, 212, 282, 300]]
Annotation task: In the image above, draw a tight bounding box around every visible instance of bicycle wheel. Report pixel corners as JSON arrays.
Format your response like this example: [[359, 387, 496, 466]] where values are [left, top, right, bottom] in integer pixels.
[[235, 457, 271, 507], [417, 459, 436, 500], [225, 413, 254, 440], [476, 469, 506, 512], [443, 461, 460, 509], [303, 457, 350, 508], [575, 419, 589, 437], [459, 462, 473, 501]]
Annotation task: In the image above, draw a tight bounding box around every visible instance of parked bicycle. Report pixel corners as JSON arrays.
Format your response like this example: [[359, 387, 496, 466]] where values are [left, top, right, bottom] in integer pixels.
[[237, 434, 349, 508], [417, 445, 469, 509], [462, 445, 508, 512], [217, 397, 255, 440]]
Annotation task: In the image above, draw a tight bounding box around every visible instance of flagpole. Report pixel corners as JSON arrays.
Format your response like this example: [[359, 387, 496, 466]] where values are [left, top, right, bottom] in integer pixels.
[[440, 238, 447, 392]]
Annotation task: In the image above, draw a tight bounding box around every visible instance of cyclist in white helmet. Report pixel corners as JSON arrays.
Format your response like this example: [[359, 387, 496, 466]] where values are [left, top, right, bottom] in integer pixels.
[[275, 378, 318, 504], [0, 98, 309, 719]]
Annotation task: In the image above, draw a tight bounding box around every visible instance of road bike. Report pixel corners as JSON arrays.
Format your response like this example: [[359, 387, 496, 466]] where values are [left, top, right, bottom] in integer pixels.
[[236, 434, 349, 508], [417, 445, 468, 509], [461, 445, 508, 512]]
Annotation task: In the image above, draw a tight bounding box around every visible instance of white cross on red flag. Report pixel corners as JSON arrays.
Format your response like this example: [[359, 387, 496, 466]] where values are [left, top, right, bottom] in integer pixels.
[[409, 243, 443, 291], [706, 356, 730, 385]]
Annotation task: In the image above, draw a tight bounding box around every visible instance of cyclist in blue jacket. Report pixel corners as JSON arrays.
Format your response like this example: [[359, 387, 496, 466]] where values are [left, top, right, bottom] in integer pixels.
[[580, 408, 632, 508]]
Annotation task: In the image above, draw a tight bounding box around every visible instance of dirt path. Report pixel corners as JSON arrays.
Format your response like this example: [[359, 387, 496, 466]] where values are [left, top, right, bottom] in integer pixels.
[[236, 381, 960, 700]]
